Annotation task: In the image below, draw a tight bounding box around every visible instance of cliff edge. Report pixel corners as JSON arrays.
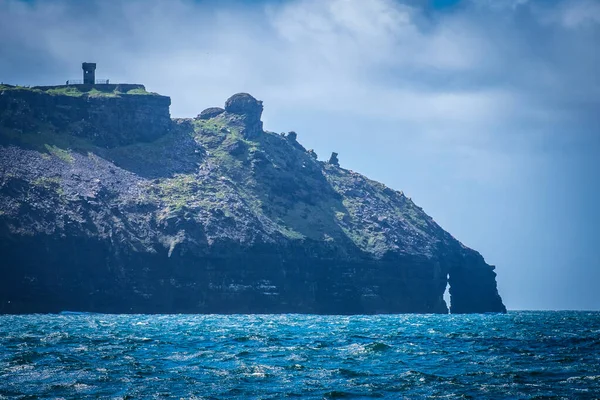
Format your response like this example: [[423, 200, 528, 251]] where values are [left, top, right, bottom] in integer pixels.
[[0, 85, 506, 314]]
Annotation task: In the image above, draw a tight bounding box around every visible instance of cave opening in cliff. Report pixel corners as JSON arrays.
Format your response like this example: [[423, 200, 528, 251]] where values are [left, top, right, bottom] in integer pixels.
[[444, 273, 451, 313]]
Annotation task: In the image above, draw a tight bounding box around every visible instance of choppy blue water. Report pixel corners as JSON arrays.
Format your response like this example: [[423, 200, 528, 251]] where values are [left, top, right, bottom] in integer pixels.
[[1, 312, 599, 399]]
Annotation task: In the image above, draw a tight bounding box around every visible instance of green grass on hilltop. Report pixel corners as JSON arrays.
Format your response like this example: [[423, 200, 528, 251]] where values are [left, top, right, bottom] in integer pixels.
[[44, 144, 74, 163], [126, 88, 155, 95], [45, 86, 88, 97], [0, 84, 154, 98]]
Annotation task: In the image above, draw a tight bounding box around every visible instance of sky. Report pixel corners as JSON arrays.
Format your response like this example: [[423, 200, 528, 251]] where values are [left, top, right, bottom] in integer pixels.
[[0, 0, 598, 310]]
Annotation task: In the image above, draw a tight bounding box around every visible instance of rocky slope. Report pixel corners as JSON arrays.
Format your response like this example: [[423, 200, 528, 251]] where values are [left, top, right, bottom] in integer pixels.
[[0, 84, 506, 314]]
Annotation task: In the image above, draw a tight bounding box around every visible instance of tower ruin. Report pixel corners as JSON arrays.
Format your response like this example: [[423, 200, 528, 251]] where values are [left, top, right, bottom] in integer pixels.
[[82, 62, 96, 85]]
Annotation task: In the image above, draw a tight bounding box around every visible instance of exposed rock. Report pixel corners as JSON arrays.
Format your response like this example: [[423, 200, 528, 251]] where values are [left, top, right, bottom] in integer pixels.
[[286, 131, 297, 141], [223, 139, 246, 156], [0, 87, 506, 314], [196, 107, 225, 120], [328, 152, 340, 166], [222, 93, 263, 139], [225, 93, 263, 118], [0, 84, 170, 147], [307, 149, 318, 160]]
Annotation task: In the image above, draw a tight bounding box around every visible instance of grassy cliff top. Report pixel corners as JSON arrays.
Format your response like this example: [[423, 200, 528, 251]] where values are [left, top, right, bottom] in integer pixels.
[[0, 83, 159, 98]]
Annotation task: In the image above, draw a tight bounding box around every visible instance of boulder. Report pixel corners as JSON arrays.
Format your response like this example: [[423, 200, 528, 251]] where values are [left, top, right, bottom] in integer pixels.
[[224, 93, 263, 122], [196, 107, 225, 120], [328, 152, 339, 166], [286, 131, 297, 141], [222, 93, 264, 139]]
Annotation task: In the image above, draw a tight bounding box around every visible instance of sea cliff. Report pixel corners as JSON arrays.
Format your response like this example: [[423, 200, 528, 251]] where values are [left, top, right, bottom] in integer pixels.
[[0, 84, 506, 314]]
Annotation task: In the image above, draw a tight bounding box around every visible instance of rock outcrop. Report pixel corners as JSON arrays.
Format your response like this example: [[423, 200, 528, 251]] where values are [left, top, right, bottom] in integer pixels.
[[0, 86, 506, 314], [328, 152, 340, 166], [222, 93, 264, 138], [286, 131, 297, 141], [0, 84, 171, 147], [196, 107, 225, 120]]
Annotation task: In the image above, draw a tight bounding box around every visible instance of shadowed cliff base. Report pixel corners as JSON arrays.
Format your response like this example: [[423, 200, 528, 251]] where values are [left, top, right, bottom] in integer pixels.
[[0, 86, 506, 314]]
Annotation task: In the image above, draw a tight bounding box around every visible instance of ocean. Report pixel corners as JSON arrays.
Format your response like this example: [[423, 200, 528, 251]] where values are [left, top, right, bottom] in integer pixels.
[[1, 311, 599, 399]]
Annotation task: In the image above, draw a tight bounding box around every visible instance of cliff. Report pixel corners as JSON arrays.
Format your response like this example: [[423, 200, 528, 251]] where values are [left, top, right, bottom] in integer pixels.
[[0, 84, 171, 147], [0, 86, 506, 314]]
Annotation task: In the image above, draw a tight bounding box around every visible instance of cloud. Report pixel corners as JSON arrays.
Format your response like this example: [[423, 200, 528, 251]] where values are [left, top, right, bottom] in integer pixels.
[[534, 0, 600, 28]]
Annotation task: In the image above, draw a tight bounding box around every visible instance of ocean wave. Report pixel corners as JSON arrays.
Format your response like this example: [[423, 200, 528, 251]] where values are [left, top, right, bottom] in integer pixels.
[[1, 311, 599, 398]]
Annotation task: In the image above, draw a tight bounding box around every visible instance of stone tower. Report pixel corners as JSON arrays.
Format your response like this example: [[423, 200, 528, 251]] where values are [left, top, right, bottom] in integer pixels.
[[82, 62, 96, 85]]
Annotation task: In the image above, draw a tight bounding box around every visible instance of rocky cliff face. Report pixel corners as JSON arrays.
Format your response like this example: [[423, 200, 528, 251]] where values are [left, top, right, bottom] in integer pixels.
[[0, 86, 506, 314], [0, 84, 171, 147]]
